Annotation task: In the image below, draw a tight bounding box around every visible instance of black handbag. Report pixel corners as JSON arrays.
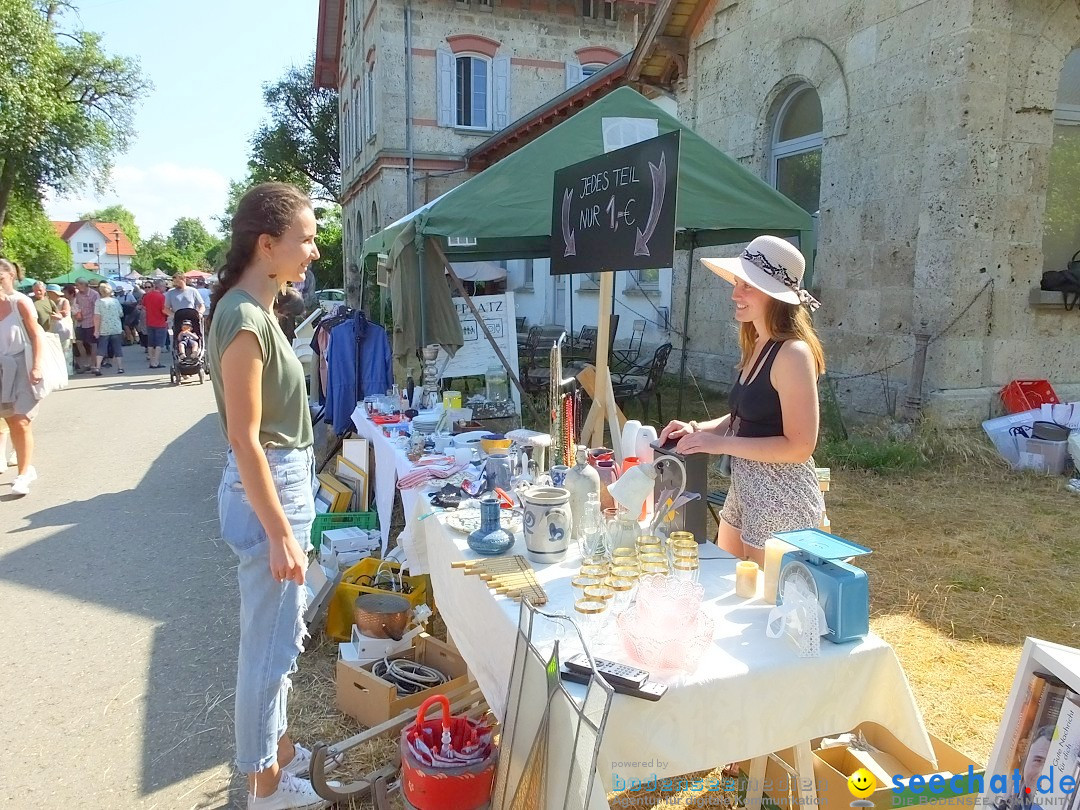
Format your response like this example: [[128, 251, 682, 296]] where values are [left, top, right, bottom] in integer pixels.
[[1040, 250, 1080, 310]]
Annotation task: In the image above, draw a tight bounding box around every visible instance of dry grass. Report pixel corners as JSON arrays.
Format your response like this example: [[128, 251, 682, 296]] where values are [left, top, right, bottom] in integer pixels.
[[828, 464, 1080, 763], [286, 417, 1080, 809]]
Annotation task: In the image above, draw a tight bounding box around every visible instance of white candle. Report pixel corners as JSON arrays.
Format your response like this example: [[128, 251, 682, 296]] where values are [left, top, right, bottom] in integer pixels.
[[763, 537, 797, 605], [735, 560, 759, 599]]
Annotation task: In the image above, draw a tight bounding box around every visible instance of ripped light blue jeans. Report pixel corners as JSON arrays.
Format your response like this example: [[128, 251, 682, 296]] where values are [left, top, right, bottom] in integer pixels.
[[218, 446, 316, 773]]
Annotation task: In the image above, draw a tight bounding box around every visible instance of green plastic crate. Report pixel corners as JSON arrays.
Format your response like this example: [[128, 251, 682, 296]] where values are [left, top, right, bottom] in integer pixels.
[[311, 510, 378, 551]]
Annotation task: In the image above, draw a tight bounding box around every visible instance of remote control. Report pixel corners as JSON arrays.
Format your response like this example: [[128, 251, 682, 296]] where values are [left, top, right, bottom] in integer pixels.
[[560, 666, 668, 701], [564, 653, 649, 688]]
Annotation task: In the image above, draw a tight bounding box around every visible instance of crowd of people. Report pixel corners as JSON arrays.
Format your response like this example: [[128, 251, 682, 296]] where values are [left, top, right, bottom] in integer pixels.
[[25, 273, 211, 376], [1, 268, 214, 496]]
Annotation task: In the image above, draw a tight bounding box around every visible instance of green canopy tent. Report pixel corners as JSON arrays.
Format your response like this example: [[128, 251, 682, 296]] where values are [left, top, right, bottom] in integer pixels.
[[361, 86, 815, 412], [49, 269, 110, 286]]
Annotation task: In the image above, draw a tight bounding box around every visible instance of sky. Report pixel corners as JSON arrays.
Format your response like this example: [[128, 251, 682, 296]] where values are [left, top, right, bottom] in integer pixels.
[[45, 0, 320, 239]]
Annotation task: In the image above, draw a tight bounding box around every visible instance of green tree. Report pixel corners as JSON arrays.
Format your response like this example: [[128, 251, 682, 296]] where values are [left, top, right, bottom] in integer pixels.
[[131, 232, 168, 274], [0, 1, 149, 244], [249, 56, 340, 203], [79, 204, 140, 246], [169, 216, 215, 260], [0, 196, 71, 278], [310, 206, 343, 290]]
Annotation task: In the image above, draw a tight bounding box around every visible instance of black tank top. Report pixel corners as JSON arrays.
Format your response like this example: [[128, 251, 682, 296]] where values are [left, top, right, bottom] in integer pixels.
[[728, 339, 785, 438]]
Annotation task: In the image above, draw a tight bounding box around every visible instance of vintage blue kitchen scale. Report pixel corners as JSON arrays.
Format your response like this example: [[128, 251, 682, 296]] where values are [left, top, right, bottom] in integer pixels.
[[773, 528, 872, 644]]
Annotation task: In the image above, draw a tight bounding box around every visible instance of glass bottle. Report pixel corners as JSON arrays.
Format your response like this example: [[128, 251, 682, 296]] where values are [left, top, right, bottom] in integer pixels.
[[603, 505, 640, 559], [578, 492, 605, 561]]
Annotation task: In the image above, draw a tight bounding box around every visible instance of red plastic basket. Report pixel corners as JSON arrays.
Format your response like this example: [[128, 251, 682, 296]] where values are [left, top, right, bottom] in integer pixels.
[[999, 380, 1059, 414]]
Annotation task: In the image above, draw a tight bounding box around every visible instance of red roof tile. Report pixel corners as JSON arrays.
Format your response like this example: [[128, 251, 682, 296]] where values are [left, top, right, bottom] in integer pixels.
[[50, 220, 136, 256], [92, 222, 137, 256]]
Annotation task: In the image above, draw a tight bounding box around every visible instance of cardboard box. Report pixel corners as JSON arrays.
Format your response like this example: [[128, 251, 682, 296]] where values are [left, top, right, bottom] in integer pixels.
[[335, 634, 469, 727], [735, 724, 984, 810], [735, 748, 810, 810], [813, 723, 985, 810]]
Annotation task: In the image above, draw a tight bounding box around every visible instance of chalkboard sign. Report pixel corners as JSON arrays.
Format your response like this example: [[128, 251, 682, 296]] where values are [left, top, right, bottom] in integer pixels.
[[550, 130, 679, 276]]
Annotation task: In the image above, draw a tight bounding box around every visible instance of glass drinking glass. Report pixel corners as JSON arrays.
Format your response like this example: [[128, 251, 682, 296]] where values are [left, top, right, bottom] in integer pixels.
[[605, 576, 634, 614], [580, 562, 610, 579], [640, 561, 669, 576], [611, 547, 638, 568], [638, 552, 669, 569], [610, 565, 640, 581], [583, 584, 614, 604], [672, 557, 700, 582], [574, 597, 608, 638], [571, 575, 601, 596], [636, 535, 663, 555]]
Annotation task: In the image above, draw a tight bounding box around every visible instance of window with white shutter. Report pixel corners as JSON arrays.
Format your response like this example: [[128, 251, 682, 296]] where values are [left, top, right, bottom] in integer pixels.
[[492, 53, 510, 130], [436, 47, 455, 127], [366, 64, 377, 138], [565, 61, 585, 90]]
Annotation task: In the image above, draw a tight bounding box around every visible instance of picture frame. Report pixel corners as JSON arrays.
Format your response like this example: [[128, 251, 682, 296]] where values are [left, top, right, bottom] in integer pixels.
[[315, 472, 352, 513], [342, 437, 370, 479], [335, 455, 370, 511]]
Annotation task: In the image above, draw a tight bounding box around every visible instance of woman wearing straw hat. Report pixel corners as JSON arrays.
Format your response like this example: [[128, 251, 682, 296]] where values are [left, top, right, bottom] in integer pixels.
[[659, 235, 825, 566]]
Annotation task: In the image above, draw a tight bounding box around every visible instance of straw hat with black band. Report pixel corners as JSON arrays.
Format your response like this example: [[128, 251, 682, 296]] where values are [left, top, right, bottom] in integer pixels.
[[700, 235, 820, 312]]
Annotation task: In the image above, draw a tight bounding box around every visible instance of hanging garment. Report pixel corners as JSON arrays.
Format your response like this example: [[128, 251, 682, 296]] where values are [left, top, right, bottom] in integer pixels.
[[388, 220, 464, 361], [309, 308, 349, 405], [324, 311, 393, 435]]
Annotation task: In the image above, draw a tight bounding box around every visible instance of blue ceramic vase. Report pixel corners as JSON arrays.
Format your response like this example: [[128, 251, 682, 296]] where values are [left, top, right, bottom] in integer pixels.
[[467, 497, 515, 556]]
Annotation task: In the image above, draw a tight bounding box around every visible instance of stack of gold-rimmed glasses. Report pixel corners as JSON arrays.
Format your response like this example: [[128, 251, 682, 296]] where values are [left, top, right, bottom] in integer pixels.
[[668, 531, 700, 582], [637, 534, 669, 576]]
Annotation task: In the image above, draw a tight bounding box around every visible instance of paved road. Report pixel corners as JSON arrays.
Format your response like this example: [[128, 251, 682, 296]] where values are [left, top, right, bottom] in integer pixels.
[[1, 362, 242, 809]]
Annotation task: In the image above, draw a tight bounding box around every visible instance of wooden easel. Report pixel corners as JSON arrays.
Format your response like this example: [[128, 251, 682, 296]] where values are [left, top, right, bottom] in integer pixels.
[[578, 270, 624, 465]]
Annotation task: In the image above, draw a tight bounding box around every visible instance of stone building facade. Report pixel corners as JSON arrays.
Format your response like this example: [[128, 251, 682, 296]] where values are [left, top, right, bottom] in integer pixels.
[[317, 0, 649, 307], [637, 0, 1080, 423]]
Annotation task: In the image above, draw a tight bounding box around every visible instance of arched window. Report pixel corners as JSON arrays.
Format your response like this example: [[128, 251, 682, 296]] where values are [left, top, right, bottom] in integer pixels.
[[370, 201, 379, 237], [455, 53, 491, 129], [770, 84, 823, 215], [1042, 47, 1080, 273]]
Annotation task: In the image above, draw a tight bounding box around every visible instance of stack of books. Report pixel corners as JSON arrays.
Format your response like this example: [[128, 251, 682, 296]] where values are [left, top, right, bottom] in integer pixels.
[[993, 671, 1080, 810]]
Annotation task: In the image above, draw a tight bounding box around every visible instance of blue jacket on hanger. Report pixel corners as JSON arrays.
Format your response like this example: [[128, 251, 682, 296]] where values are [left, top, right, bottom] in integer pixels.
[[324, 311, 393, 435]]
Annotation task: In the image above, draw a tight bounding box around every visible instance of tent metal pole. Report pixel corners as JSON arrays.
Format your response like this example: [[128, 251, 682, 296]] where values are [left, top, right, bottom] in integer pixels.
[[431, 241, 543, 425], [417, 235, 427, 348], [676, 231, 696, 417]]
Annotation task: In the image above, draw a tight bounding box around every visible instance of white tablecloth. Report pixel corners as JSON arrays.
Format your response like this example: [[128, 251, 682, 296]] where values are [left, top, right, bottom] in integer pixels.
[[409, 497, 936, 794], [349, 406, 431, 566]]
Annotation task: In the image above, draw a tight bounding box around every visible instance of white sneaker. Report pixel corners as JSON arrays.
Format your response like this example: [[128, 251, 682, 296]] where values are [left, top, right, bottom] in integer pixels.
[[281, 744, 344, 778], [247, 772, 329, 810], [10, 467, 36, 496]]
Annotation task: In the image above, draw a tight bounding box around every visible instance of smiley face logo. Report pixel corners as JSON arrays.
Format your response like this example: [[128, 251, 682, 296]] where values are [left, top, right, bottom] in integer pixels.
[[848, 767, 877, 799]]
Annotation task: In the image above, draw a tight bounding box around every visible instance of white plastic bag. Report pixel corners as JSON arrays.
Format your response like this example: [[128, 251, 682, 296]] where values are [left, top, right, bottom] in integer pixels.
[[982, 408, 1040, 468], [766, 579, 829, 657]]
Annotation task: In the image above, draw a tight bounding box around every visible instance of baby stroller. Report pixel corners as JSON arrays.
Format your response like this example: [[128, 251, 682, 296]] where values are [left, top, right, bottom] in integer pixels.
[[170, 308, 206, 385]]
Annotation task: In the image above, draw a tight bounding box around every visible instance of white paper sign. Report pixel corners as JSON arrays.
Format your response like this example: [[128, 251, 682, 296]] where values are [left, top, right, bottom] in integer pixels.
[[437, 292, 520, 414]]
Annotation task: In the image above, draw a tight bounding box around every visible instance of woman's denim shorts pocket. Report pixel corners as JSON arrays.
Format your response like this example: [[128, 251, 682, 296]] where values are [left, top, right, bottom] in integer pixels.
[[218, 448, 315, 556]]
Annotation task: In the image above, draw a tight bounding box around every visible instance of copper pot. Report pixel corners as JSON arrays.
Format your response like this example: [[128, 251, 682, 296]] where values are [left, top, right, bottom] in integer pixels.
[[353, 593, 411, 640]]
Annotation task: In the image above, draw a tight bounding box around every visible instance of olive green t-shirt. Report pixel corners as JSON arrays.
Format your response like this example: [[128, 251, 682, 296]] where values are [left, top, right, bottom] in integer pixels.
[[208, 289, 313, 449]]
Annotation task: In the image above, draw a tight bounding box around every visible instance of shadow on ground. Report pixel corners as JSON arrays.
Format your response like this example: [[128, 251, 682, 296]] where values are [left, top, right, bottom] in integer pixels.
[[0, 413, 239, 807]]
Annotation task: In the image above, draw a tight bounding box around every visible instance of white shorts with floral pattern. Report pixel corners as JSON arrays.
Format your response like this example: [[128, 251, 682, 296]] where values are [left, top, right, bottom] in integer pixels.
[[719, 456, 825, 549]]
